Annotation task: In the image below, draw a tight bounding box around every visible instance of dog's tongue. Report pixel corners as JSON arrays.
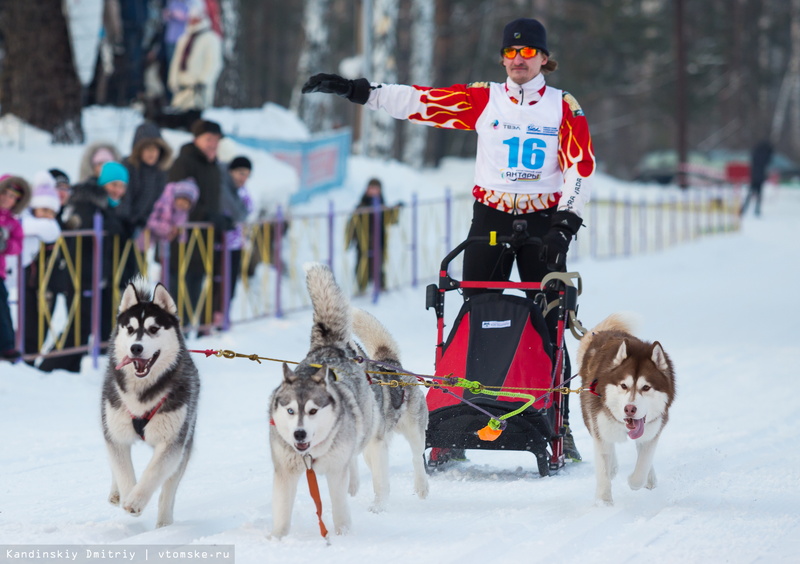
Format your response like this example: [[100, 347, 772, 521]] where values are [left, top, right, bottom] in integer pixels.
[[627, 417, 646, 440], [115, 356, 133, 370]]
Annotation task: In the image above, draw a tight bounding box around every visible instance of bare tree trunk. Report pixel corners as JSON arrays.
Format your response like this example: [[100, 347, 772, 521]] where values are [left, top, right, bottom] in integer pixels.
[[215, 0, 245, 108], [0, 0, 84, 143], [401, 0, 434, 167], [366, 0, 399, 159], [291, 0, 333, 132], [772, 0, 800, 149]]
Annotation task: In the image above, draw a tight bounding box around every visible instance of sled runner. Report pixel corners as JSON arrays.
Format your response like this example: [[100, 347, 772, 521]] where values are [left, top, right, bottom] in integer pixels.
[[424, 220, 583, 476]]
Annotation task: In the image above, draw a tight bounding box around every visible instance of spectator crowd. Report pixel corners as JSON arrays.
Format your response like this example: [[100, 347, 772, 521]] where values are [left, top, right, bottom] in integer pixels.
[[0, 117, 256, 372]]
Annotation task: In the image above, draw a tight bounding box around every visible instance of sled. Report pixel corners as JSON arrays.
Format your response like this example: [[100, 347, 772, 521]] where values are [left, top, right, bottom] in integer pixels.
[[424, 219, 583, 477]]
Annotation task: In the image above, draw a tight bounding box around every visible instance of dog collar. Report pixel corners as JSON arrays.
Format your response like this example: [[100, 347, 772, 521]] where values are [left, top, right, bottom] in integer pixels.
[[128, 395, 169, 440]]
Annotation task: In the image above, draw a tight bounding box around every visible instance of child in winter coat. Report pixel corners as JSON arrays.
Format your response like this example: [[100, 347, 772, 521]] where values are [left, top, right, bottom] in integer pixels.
[[20, 172, 63, 356], [38, 162, 131, 373], [0, 175, 32, 361], [143, 178, 199, 323], [143, 177, 199, 245]]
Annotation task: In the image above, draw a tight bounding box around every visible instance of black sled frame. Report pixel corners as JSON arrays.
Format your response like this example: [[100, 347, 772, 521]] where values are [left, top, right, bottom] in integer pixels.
[[424, 220, 582, 476]]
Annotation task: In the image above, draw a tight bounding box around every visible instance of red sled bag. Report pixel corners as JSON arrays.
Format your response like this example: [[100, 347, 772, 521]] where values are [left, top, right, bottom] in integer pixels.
[[425, 293, 559, 475]]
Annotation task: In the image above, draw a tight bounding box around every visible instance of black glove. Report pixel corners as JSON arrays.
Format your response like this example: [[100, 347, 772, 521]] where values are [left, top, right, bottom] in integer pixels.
[[542, 211, 583, 271], [0, 226, 8, 253], [301, 73, 372, 105]]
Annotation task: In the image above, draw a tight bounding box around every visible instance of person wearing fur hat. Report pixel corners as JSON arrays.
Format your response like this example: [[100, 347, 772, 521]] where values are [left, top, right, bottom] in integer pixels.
[[303, 17, 595, 463], [19, 172, 63, 358], [78, 142, 123, 183], [39, 162, 132, 373], [0, 175, 31, 361], [167, 0, 222, 112]]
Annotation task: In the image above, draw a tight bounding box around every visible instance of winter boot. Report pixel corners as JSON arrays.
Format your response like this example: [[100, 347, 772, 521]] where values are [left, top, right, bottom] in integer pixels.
[[426, 447, 469, 470], [562, 425, 582, 462]]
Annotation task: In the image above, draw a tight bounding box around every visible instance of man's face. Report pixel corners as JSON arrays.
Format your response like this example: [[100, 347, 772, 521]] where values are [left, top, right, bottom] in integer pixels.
[[502, 45, 548, 85], [194, 133, 220, 162], [229, 167, 251, 188]]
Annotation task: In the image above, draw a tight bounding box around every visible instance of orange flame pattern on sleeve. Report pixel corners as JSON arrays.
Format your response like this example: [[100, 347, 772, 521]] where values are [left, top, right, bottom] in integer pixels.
[[557, 98, 596, 178], [406, 85, 489, 130]]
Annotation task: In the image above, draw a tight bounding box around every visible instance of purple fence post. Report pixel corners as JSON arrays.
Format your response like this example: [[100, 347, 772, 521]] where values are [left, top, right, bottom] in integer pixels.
[[275, 206, 284, 318], [655, 193, 663, 252], [609, 192, 617, 258], [371, 196, 381, 304], [91, 212, 103, 368], [15, 254, 25, 355], [221, 235, 231, 331], [670, 193, 677, 246], [683, 190, 690, 241], [623, 197, 632, 257], [411, 192, 419, 288], [640, 196, 647, 254], [327, 200, 335, 270]]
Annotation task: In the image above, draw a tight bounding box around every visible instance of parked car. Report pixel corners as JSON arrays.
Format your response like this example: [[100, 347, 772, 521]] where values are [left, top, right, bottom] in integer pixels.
[[634, 149, 800, 185]]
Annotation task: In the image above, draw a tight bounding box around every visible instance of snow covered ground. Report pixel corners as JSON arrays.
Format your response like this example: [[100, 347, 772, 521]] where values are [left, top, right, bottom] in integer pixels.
[[2, 107, 799, 562]]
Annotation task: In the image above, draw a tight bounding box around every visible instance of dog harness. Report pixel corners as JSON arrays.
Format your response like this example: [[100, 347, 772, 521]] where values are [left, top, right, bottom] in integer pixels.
[[129, 395, 169, 440]]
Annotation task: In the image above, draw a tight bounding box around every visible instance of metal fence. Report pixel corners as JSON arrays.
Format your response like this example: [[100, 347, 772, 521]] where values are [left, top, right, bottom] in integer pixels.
[[9, 185, 741, 367]]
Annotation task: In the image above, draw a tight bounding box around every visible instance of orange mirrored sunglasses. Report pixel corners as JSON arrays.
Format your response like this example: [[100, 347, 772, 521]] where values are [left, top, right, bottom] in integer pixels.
[[502, 46, 540, 59]]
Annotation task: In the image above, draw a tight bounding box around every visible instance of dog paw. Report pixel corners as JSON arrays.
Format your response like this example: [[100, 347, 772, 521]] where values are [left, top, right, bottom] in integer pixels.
[[268, 527, 288, 540], [415, 481, 430, 500], [645, 472, 658, 490], [369, 498, 387, 514], [628, 474, 646, 490], [155, 518, 173, 528], [594, 497, 614, 507], [108, 491, 120, 506], [121, 490, 149, 517]]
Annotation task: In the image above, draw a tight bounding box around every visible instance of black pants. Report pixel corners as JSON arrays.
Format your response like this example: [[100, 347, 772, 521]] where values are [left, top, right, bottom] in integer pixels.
[[462, 201, 555, 298], [740, 182, 763, 216], [462, 201, 574, 424]]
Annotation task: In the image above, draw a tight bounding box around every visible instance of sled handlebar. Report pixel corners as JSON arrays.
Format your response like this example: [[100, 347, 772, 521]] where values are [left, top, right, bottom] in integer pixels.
[[438, 219, 544, 277]]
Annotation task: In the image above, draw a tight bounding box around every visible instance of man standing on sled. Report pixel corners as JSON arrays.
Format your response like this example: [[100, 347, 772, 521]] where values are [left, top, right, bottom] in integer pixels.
[[302, 17, 595, 462]]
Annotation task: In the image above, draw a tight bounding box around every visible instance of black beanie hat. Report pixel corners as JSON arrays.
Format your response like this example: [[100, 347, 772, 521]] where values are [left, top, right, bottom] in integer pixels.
[[229, 156, 252, 170], [502, 18, 549, 55], [48, 168, 70, 186]]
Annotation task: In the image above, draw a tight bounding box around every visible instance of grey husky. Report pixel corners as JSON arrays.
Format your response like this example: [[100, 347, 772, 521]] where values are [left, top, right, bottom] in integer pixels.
[[269, 263, 429, 538], [101, 279, 200, 528]]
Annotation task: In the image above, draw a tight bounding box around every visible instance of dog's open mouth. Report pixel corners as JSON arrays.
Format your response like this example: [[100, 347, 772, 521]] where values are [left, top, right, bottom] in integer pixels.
[[625, 416, 646, 440], [294, 442, 310, 452], [116, 352, 160, 378]]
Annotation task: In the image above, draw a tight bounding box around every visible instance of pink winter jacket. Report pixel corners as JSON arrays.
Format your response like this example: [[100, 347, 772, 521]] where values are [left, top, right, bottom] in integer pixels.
[[0, 209, 24, 280], [139, 179, 199, 248]]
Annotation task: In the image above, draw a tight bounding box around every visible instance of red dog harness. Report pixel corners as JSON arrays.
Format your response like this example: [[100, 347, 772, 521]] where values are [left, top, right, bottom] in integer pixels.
[[129, 395, 169, 440]]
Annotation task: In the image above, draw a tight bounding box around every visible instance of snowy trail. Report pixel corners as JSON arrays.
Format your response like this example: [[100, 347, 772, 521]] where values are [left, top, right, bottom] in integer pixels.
[[2, 189, 800, 563]]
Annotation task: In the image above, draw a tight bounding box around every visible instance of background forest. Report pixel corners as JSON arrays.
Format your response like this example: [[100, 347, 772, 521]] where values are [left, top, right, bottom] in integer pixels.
[[3, 0, 800, 180]]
